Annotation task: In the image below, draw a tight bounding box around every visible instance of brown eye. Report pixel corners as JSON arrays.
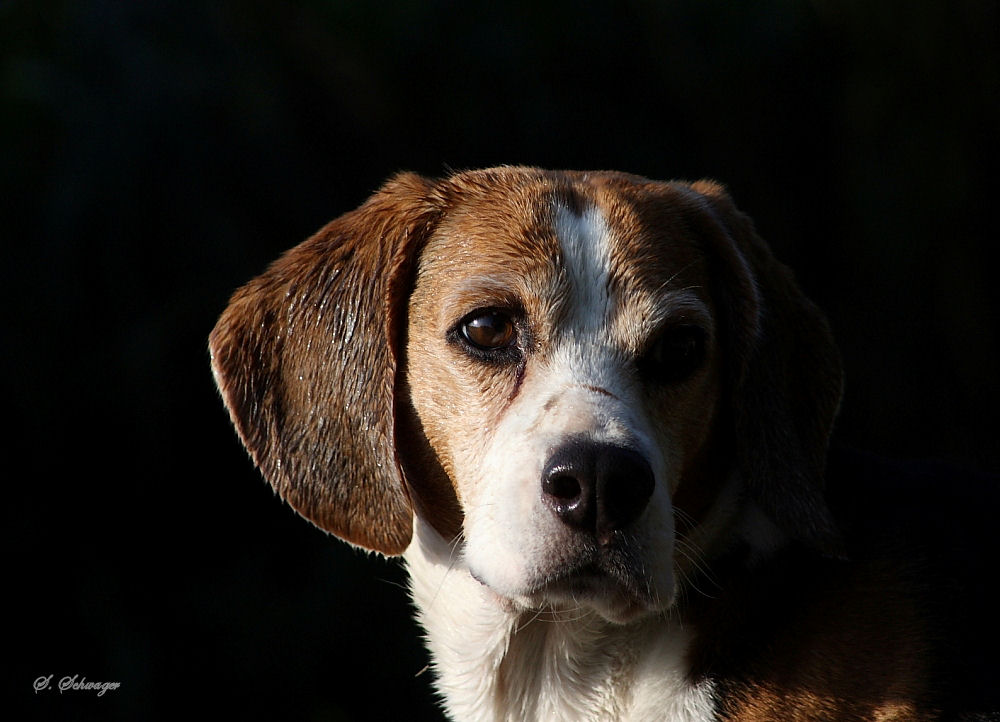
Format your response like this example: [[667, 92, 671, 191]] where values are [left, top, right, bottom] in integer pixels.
[[461, 311, 516, 350]]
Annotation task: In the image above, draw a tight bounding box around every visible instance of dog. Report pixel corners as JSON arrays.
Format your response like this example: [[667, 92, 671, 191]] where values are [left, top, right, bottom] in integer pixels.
[[210, 167, 999, 721]]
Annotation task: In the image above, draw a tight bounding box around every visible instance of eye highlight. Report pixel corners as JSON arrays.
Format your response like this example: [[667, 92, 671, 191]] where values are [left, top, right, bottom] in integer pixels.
[[639, 325, 707, 384]]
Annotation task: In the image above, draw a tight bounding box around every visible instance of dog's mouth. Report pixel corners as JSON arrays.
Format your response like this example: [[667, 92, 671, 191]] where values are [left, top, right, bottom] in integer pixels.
[[473, 544, 672, 624], [537, 560, 656, 620]]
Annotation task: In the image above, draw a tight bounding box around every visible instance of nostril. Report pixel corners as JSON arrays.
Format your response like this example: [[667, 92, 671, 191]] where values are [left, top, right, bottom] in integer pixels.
[[596, 447, 654, 536], [545, 473, 582, 502], [542, 445, 596, 530]]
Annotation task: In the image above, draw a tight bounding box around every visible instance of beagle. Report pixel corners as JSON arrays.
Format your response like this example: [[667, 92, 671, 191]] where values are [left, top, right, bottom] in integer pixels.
[[210, 167, 998, 721]]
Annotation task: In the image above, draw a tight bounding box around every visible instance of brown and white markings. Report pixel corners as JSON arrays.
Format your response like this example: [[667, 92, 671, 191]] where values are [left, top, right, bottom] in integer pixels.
[[211, 167, 999, 722]]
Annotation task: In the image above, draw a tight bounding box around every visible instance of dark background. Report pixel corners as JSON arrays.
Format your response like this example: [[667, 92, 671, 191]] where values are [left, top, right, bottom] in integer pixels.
[[4, 1, 998, 719]]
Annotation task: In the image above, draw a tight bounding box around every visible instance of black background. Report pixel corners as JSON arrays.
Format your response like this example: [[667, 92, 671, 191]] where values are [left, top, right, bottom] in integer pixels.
[[4, 1, 998, 720]]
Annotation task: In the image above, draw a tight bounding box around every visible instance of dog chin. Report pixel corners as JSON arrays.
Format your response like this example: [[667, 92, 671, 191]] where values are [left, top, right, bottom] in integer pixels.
[[538, 566, 674, 624], [553, 590, 660, 625], [474, 565, 674, 625]]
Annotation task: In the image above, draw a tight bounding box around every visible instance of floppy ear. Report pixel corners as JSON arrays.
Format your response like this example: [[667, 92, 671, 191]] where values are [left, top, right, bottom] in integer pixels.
[[209, 172, 441, 555], [690, 180, 845, 558]]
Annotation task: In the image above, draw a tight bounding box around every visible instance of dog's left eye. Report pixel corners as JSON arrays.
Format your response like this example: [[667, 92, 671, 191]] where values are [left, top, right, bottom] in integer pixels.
[[459, 311, 517, 352], [640, 325, 706, 383]]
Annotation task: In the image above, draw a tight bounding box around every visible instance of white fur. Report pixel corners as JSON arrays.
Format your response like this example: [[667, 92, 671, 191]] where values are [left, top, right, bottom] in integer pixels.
[[556, 203, 614, 337], [405, 518, 717, 722]]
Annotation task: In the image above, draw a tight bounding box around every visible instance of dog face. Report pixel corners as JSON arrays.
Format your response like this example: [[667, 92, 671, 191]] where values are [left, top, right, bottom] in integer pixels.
[[210, 167, 844, 623], [405, 182, 727, 622]]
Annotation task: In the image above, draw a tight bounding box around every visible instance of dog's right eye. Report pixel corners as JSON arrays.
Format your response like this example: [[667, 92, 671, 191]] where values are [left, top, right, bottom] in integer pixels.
[[460, 311, 516, 351]]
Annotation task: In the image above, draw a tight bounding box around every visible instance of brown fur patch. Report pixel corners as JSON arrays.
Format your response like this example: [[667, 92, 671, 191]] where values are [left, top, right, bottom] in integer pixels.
[[210, 173, 441, 553]]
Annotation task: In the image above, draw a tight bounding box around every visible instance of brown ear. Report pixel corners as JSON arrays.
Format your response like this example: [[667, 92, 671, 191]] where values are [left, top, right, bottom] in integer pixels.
[[690, 180, 845, 558], [209, 172, 441, 555]]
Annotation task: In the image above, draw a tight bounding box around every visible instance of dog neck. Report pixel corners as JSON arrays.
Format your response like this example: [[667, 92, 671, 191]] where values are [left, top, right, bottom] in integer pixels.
[[403, 518, 719, 722]]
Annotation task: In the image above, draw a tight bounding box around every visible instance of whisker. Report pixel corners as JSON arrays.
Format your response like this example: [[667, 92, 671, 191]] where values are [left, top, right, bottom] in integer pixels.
[[515, 606, 547, 633], [675, 537, 720, 590], [656, 258, 705, 294], [674, 547, 719, 601], [422, 529, 468, 613]]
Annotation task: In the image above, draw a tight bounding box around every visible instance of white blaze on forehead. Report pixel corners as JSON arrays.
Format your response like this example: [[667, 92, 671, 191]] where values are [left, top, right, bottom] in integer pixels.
[[553, 202, 615, 336]]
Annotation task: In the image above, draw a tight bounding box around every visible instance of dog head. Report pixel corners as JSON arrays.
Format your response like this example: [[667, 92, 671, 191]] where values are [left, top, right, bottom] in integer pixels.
[[210, 167, 843, 623]]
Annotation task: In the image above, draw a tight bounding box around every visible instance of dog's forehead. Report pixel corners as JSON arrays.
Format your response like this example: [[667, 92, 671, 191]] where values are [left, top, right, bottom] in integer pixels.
[[417, 177, 713, 332], [421, 176, 704, 291], [427, 183, 563, 278]]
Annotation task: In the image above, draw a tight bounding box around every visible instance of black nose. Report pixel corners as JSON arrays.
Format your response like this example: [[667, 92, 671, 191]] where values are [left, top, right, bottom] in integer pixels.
[[541, 439, 655, 544]]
